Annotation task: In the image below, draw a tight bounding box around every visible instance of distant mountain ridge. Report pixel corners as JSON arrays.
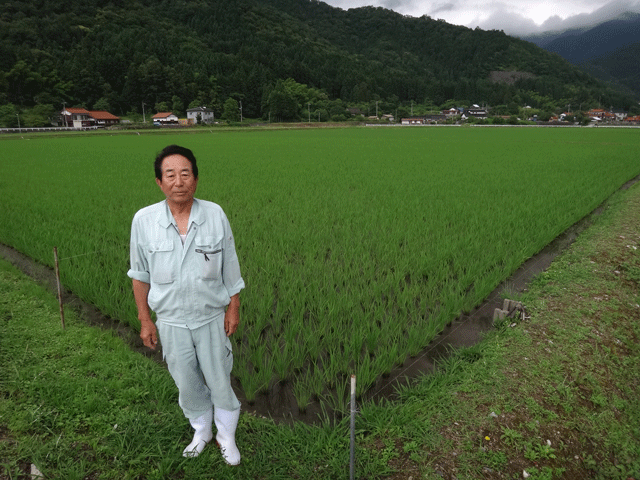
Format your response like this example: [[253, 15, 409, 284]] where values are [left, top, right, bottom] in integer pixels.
[[522, 12, 640, 63], [521, 12, 640, 96]]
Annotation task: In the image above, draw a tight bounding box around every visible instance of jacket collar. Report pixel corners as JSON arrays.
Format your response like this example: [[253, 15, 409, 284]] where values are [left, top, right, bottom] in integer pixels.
[[157, 198, 205, 229]]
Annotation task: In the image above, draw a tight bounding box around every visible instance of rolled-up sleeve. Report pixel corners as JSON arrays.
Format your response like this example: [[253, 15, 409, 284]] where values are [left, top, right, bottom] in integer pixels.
[[127, 213, 151, 284], [221, 211, 245, 297]]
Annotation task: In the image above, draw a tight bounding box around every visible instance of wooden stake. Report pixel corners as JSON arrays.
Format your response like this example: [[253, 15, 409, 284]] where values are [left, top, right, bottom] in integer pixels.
[[53, 247, 65, 329]]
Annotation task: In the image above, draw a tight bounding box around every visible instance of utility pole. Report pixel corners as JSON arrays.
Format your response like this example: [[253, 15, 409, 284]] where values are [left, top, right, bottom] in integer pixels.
[[142, 102, 146, 123], [16, 113, 21, 133], [239, 101, 243, 122], [62, 101, 67, 127], [376, 100, 378, 118]]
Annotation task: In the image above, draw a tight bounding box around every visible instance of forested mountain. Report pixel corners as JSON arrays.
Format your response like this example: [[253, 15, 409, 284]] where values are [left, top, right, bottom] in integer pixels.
[[522, 13, 640, 99], [580, 42, 640, 97], [1, 0, 638, 126], [522, 13, 640, 63]]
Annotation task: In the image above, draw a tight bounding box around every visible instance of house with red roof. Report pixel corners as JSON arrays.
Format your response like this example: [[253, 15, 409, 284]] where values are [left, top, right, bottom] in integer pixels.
[[61, 107, 92, 128], [152, 112, 179, 125], [89, 110, 120, 126], [60, 108, 120, 128], [586, 108, 615, 122]]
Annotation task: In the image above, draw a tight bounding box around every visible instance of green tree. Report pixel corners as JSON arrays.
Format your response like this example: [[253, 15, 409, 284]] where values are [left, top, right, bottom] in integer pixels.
[[171, 95, 184, 117], [6, 60, 45, 106], [266, 80, 299, 121], [222, 98, 240, 122], [155, 101, 169, 113], [396, 107, 410, 120], [314, 108, 329, 122], [93, 97, 111, 111], [23, 104, 57, 127], [0, 104, 18, 128]]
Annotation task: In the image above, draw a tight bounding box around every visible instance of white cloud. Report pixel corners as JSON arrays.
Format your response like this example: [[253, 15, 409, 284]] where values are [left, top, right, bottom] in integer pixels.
[[323, 0, 640, 34], [473, 11, 541, 35]]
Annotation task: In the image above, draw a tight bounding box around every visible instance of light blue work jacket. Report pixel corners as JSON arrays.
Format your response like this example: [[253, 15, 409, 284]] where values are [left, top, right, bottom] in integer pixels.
[[128, 198, 245, 328]]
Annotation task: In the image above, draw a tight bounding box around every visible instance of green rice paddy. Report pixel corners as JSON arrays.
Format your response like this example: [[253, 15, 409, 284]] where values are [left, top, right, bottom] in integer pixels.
[[1, 126, 638, 411]]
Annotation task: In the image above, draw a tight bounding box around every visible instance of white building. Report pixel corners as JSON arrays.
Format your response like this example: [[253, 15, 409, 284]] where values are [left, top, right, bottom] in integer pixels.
[[152, 112, 179, 125], [187, 107, 215, 124]]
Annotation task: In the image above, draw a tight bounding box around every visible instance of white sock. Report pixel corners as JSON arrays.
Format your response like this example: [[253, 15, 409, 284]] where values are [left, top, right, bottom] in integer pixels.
[[214, 407, 241, 465], [182, 409, 213, 458]]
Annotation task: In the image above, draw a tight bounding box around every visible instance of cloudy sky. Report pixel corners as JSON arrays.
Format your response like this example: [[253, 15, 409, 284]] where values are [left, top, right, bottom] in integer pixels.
[[322, 0, 640, 35]]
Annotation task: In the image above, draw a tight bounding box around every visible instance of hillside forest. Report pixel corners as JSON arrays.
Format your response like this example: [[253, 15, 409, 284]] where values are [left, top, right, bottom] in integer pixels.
[[1, 0, 639, 127]]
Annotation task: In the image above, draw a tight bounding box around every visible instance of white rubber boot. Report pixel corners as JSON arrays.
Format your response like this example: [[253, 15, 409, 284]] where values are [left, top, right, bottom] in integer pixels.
[[214, 407, 241, 465], [182, 409, 214, 457]]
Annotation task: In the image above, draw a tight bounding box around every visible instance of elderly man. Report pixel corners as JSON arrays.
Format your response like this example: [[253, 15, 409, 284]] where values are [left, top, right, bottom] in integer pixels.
[[127, 144, 244, 465]]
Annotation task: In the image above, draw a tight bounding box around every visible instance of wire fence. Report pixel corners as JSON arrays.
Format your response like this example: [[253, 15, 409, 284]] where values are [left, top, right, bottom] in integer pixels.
[[0, 126, 100, 134]]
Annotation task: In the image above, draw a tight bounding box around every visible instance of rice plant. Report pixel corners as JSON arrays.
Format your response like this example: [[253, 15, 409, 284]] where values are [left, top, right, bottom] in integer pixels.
[[1, 127, 639, 412]]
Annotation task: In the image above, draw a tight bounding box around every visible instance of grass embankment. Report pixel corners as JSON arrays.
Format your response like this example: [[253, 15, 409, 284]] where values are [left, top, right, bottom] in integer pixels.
[[1, 182, 639, 479]]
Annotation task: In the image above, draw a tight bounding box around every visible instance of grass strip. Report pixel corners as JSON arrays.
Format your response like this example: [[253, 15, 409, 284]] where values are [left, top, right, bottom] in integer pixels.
[[0, 260, 389, 479], [374, 181, 640, 479]]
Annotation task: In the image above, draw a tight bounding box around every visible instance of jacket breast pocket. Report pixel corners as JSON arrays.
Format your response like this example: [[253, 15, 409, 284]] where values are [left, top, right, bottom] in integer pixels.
[[147, 240, 175, 285], [195, 236, 222, 280]]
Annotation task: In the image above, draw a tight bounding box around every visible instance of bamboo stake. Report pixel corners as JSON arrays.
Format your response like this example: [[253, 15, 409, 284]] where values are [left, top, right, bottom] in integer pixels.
[[350, 374, 356, 480], [53, 247, 65, 329]]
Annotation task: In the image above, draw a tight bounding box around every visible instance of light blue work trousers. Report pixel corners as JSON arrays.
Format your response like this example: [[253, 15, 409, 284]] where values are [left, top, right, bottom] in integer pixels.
[[157, 314, 241, 419]]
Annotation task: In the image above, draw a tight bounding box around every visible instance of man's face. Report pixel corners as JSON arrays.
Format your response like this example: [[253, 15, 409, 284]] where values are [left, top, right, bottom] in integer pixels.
[[155, 154, 198, 206]]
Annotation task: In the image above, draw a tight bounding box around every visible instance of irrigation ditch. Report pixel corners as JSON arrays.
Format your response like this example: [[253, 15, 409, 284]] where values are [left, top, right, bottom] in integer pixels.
[[1, 174, 638, 425]]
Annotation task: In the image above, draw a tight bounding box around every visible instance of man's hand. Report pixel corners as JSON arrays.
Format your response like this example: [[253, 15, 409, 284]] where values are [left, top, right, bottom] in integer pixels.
[[224, 294, 240, 337], [140, 320, 158, 349], [132, 279, 156, 349]]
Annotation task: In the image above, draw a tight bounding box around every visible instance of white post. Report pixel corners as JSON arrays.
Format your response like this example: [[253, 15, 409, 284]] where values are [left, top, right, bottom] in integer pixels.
[[53, 247, 65, 329], [349, 375, 356, 480]]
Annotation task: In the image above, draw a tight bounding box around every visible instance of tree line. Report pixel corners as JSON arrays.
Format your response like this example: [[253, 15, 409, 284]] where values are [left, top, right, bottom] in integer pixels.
[[0, 0, 638, 127]]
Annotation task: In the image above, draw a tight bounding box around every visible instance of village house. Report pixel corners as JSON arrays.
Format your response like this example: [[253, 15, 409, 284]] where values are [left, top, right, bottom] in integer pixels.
[[612, 109, 628, 121], [60, 108, 120, 128], [401, 117, 425, 125], [152, 112, 179, 125], [587, 108, 615, 122], [442, 107, 460, 117], [60, 107, 91, 128], [425, 114, 447, 123], [89, 110, 121, 127], [462, 105, 488, 120], [187, 106, 215, 124]]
